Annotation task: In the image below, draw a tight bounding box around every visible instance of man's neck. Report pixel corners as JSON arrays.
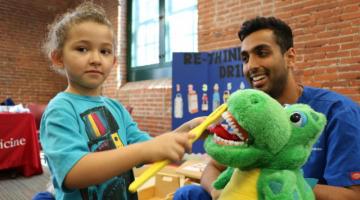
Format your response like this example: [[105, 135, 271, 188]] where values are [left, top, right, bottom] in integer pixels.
[[277, 78, 303, 105]]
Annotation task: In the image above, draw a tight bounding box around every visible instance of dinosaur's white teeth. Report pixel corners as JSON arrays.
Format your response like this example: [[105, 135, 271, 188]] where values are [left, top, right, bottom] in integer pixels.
[[221, 111, 240, 135], [230, 124, 240, 135], [221, 124, 229, 130], [220, 111, 250, 142], [209, 116, 225, 128], [221, 112, 230, 120], [235, 132, 244, 140], [213, 134, 244, 146]]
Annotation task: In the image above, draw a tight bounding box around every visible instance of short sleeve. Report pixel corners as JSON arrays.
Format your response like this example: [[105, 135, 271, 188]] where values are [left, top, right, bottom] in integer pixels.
[[40, 103, 89, 191]]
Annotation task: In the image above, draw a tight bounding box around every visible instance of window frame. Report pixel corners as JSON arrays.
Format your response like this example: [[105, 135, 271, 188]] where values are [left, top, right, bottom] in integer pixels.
[[127, 0, 170, 81], [127, 0, 197, 82]]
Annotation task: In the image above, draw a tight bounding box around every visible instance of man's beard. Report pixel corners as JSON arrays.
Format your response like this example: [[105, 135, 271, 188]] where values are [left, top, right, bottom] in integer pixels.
[[266, 68, 289, 99]]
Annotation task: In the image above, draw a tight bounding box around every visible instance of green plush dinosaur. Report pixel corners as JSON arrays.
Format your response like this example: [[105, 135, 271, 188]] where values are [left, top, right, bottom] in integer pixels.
[[205, 89, 326, 200]]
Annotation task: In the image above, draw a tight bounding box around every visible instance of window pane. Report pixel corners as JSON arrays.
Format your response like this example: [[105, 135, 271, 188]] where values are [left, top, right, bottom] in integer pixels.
[[170, 0, 197, 12], [131, 0, 159, 67], [165, 0, 198, 62], [138, 0, 158, 22], [129, 0, 198, 81]]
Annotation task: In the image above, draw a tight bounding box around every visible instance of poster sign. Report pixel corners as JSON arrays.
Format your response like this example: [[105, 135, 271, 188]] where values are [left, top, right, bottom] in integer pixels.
[[172, 46, 250, 153]]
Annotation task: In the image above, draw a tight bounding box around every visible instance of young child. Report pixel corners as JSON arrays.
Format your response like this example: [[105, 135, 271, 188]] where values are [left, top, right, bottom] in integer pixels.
[[40, 2, 198, 200]]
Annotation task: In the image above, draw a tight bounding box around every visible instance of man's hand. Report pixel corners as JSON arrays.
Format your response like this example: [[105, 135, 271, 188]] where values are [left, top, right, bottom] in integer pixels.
[[200, 159, 226, 199], [210, 188, 221, 200]]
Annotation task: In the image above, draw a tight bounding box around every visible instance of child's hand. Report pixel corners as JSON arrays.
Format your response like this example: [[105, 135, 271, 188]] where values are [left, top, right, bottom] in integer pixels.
[[174, 117, 207, 132], [175, 117, 212, 140], [143, 132, 192, 163]]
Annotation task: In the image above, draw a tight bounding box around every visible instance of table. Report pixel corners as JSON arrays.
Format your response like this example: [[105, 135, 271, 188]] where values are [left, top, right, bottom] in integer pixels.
[[0, 113, 43, 177], [176, 159, 207, 182]]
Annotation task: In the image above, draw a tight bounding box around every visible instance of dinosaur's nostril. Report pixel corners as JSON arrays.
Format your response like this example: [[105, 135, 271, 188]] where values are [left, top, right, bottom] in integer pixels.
[[250, 96, 259, 104]]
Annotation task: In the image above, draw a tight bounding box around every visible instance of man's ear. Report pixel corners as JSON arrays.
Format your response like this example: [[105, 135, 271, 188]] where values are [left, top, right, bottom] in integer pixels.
[[50, 51, 64, 68], [285, 47, 296, 69]]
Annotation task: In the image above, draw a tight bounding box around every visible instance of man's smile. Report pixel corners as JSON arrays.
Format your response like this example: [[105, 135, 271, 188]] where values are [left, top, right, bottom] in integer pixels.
[[249, 71, 268, 88]]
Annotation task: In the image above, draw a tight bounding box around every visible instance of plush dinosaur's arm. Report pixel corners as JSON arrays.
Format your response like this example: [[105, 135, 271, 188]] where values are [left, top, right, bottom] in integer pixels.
[[259, 169, 314, 200], [213, 167, 234, 190], [259, 170, 297, 200]]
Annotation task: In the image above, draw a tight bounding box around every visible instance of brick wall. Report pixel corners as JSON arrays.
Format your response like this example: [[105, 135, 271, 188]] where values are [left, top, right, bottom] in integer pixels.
[[0, 0, 69, 104], [116, 79, 173, 136], [1, 0, 359, 135]]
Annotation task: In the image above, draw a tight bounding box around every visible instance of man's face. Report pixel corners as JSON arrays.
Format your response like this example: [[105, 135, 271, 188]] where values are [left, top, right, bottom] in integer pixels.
[[240, 29, 290, 99]]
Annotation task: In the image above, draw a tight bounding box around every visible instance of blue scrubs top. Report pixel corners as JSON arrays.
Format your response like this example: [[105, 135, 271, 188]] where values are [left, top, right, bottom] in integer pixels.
[[299, 86, 360, 186]]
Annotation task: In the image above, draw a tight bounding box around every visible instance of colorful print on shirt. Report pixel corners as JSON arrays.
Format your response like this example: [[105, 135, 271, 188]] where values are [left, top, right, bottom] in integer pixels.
[[80, 106, 137, 200]]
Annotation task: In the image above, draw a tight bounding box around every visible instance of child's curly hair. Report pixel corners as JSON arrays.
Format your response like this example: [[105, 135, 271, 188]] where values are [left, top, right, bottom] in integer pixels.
[[43, 1, 115, 72]]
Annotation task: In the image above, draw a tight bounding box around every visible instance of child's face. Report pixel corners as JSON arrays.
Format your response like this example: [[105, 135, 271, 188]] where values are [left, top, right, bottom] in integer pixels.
[[56, 21, 116, 96]]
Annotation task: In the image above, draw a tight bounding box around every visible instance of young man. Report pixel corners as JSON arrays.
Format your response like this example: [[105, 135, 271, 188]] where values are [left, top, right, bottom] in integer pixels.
[[174, 16, 360, 200]]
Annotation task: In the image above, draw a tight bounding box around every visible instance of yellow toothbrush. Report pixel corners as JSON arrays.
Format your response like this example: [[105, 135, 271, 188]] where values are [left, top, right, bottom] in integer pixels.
[[128, 103, 228, 193]]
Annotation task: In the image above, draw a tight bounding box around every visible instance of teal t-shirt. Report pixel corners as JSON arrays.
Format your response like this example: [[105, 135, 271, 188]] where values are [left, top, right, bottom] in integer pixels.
[[40, 92, 151, 200]]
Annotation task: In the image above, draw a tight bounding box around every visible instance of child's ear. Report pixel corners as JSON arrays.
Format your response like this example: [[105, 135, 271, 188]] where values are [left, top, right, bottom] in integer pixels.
[[50, 51, 64, 68]]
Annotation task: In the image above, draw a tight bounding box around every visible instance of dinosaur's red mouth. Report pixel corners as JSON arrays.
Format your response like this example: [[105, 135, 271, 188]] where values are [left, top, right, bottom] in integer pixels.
[[209, 111, 249, 146]]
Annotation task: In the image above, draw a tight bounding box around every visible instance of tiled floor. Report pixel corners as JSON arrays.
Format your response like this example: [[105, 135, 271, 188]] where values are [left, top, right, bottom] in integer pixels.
[[0, 156, 50, 200]]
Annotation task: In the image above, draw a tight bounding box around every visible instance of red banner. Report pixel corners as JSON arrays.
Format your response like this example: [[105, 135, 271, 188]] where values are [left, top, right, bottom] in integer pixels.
[[0, 113, 43, 176]]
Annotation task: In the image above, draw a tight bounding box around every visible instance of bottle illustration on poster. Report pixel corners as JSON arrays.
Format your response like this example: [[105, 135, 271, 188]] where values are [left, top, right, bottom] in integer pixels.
[[174, 84, 183, 118], [201, 84, 209, 112], [187, 84, 198, 114], [240, 81, 246, 90], [212, 83, 220, 111], [223, 82, 232, 103]]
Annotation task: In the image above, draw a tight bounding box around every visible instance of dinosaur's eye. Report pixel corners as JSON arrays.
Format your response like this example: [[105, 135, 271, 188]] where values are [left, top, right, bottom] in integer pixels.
[[290, 112, 307, 127]]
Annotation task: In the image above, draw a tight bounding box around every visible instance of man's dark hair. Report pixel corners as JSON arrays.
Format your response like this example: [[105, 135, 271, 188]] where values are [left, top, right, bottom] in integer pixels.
[[238, 16, 293, 54]]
